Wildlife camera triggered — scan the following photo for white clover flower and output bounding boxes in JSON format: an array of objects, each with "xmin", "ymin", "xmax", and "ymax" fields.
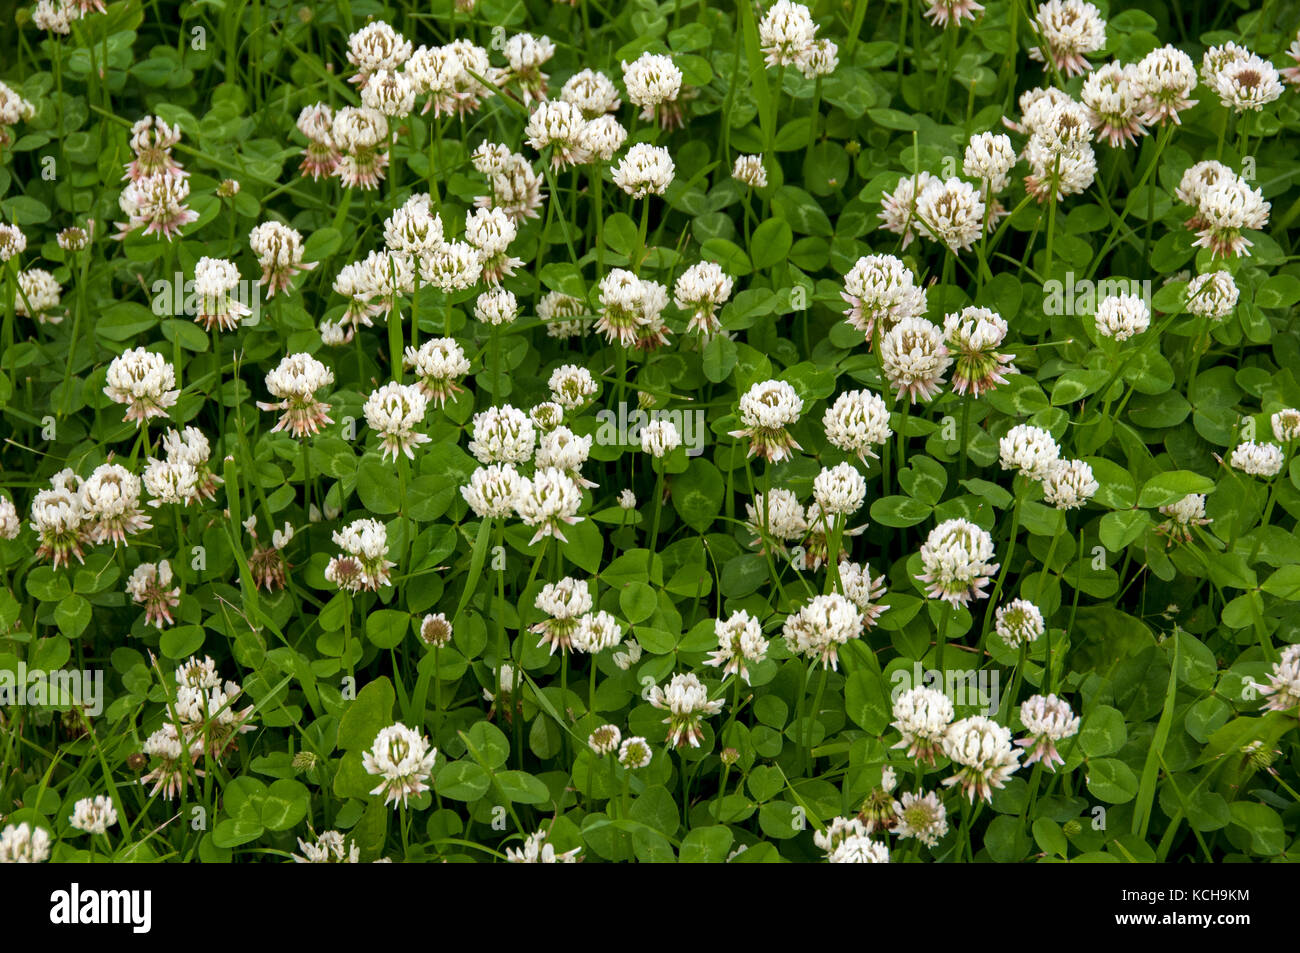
[
  {"xmin": 732, "ymin": 154, "xmax": 768, "ymax": 188},
  {"xmin": 648, "ymin": 672, "xmax": 724, "ymax": 748},
  {"xmin": 0, "ymin": 822, "xmax": 51, "ymax": 863},
  {"xmin": 328, "ymin": 518, "xmax": 395, "ymax": 592},
  {"xmin": 1205, "ymin": 46, "xmax": 1284, "ymax": 112},
  {"xmin": 837, "ymin": 561, "xmax": 890, "ymax": 627},
  {"xmin": 561, "ymin": 68, "xmax": 621, "ymax": 117},
  {"xmin": 1136, "ymin": 45, "xmax": 1198, "ymax": 124},
  {"xmin": 783, "ymin": 593, "xmax": 864, "ymax": 671},
  {"xmin": 841, "ymin": 254, "xmax": 928, "ymax": 342},
  {"xmin": 461, "ymin": 464, "xmax": 523, "ymax": 519},
  {"xmin": 548, "ymin": 364, "xmax": 599, "ymax": 410},
  {"xmin": 705, "ymin": 610, "xmax": 769, "ymax": 683},
  {"xmin": 1230, "ymin": 441, "xmax": 1285, "ymax": 477},
  {"xmin": 258, "ymin": 353, "xmax": 334, "ymax": 438},
  {"xmin": 525, "ymin": 100, "xmax": 590, "ymax": 168},
  {"xmin": 595, "ymin": 268, "xmax": 666, "ymax": 348},
  {"xmin": 578, "ymin": 115, "xmax": 627, "ymax": 164},
  {"xmin": 999, "ymin": 423, "xmax": 1061, "ymax": 480},
  {"xmin": 814, "ymin": 815, "xmax": 867, "ymax": 856},
  {"xmin": 402, "ymin": 610, "xmax": 448, "ymax": 651},
  {"xmin": 798, "ymin": 39, "xmax": 838, "ymax": 79},
  {"xmin": 330, "ymin": 106, "xmax": 390, "ymax": 189},
  {"xmin": 915, "ymin": 177, "xmax": 985, "ymax": 252},
  {"xmin": 14, "ymin": 268, "xmax": 63, "ymax": 323},
  {"xmin": 295, "ymin": 831, "xmax": 360, "ymax": 863},
  {"xmin": 759, "ymin": 0, "xmax": 818, "ymax": 67},
  {"xmin": 1023, "ymin": 141, "xmax": 1096, "ymax": 205},
  {"xmin": 500, "ymin": 32, "xmax": 555, "ymax": 103},
  {"xmin": 674, "ymin": 261, "xmax": 734, "ymax": 338},
  {"xmin": 995, "ymin": 598, "xmax": 1045, "ymax": 648},
  {"xmin": 1029, "ymin": 0, "xmax": 1106, "ymax": 77},
  {"xmin": 472, "ymin": 287, "xmax": 518, "ymax": 327},
  {"xmin": 894, "ymin": 790, "xmax": 949, "ymax": 847},
  {"xmin": 530, "ymin": 401, "xmax": 565, "ymax": 432},
  {"xmin": 57, "ymin": 222, "xmax": 92, "ymax": 252},
  {"xmin": 813, "ymin": 463, "xmax": 867, "ymax": 517},
  {"xmin": 879, "ymin": 171, "xmax": 938, "ymax": 247},
  {"xmin": 362, "ymin": 722, "xmax": 436, "ymax": 808},
  {"xmin": 1192, "ymin": 176, "xmax": 1270, "ymax": 259},
  {"xmin": 69, "ymin": 795, "xmax": 118, "ymax": 836},
  {"xmin": 612, "ymin": 143, "xmax": 675, "ymax": 198},
  {"xmin": 104, "ymin": 347, "xmax": 179, "ymax": 427},
  {"xmin": 113, "ymin": 171, "xmax": 199, "ymax": 240},
  {"xmin": 296, "ymin": 102, "xmax": 340, "ymax": 179},
  {"xmin": 142, "ymin": 458, "xmax": 199, "ymax": 508},
  {"xmin": 364, "ymin": 382, "xmax": 430, "ymax": 461},
  {"xmin": 421, "ymin": 240, "xmax": 482, "ymax": 292},
  {"xmin": 360, "ymin": 68, "xmax": 416, "ymax": 117},
  {"xmin": 588, "ymin": 724, "xmax": 622, "ymax": 756},
  {"xmin": 1271, "ymin": 409, "xmax": 1300, "ymax": 443},
  {"xmin": 1094, "ymin": 292, "xmax": 1151, "ymax": 341},
  {"xmin": 917, "ymin": 518, "xmax": 999, "ymax": 607},
  {"xmin": 892, "ymin": 686, "xmax": 954, "ymax": 765},
  {"xmin": 621, "ymin": 52, "xmax": 683, "ymax": 127},
  {"xmin": 531, "ymin": 576, "xmax": 593, "ymax": 654},
  {"xmin": 618, "ymin": 736, "xmax": 653, "ymax": 769},
  {"xmin": 963, "ymin": 132, "xmax": 1017, "ymax": 192},
  {"xmin": 880, "ymin": 317, "xmax": 952, "ymax": 404},
  {"xmin": 537, "ymin": 290, "xmax": 586, "ymax": 338},
  {"xmin": 828, "ymin": 835, "xmax": 889, "ymax": 863},
  {"xmin": 1017, "ymin": 694, "xmax": 1081, "ymax": 769},
  {"xmin": 404, "ymin": 337, "xmax": 470, "ymax": 407},
  {"xmin": 942, "ymin": 715, "xmax": 1023, "ymax": 803},
  {"xmin": 745, "ymin": 488, "xmax": 808, "ymax": 545},
  {"xmin": 1082, "ymin": 61, "xmax": 1148, "ymax": 148},
  {"xmin": 1252, "ymin": 644, "xmax": 1300, "ymax": 714},
  {"xmin": 249, "ymin": 221, "xmax": 314, "ymax": 297},
  {"xmin": 823, "ymin": 389, "xmax": 892, "ymax": 462},
  {"xmin": 572, "ymin": 609, "xmax": 623, "ymax": 654},
  {"xmin": 0, "ymin": 222, "xmax": 26, "ymax": 261},
  {"xmin": 0, "ymin": 493, "xmax": 19, "ymax": 540},
  {"xmin": 346, "ymin": 20, "xmax": 412, "ymax": 83},
  {"xmin": 535, "ymin": 426, "xmax": 595, "ymax": 488},
  {"xmin": 514, "ymin": 467, "xmax": 584, "ymax": 544},
  {"xmin": 640, "ymin": 419, "xmax": 682, "ymax": 459},
  {"xmin": 944, "ymin": 306, "xmax": 1016, "ymax": 397},
  {"xmin": 1186, "ymin": 270, "xmax": 1239, "ymax": 320},
  {"xmin": 81, "ymin": 463, "xmax": 150, "ymax": 546},
  {"xmin": 1042, "ymin": 458, "xmax": 1099, "ymax": 510},
  {"xmin": 505, "ymin": 830, "xmax": 581, "ymax": 863},
  {"xmin": 191, "ymin": 257, "xmax": 250, "ymax": 333},
  {"xmin": 469, "ymin": 404, "xmax": 536, "ymax": 464},
  {"xmin": 1157, "ymin": 493, "xmax": 1211, "ymax": 544},
  {"xmin": 729, "ymin": 379, "xmax": 804, "ymax": 463}
]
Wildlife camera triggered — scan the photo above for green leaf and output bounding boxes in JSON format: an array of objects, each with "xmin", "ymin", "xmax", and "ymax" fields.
[
  {"xmin": 672, "ymin": 458, "xmax": 724, "ymax": 532},
  {"xmin": 337, "ymin": 677, "xmax": 395, "ymax": 751},
  {"xmin": 1086, "ymin": 758, "xmax": 1139, "ymax": 803},
  {"xmin": 365, "ymin": 609, "xmax": 410, "ymax": 649}
]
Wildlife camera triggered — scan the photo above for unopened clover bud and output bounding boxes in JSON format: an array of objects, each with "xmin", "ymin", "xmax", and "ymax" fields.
[
  {"xmin": 720, "ymin": 747, "xmax": 740, "ymax": 766},
  {"xmin": 293, "ymin": 751, "xmax": 320, "ymax": 771},
  {"xmin": 1062, "ymin": 819, "xmax": 1083, "ymax": 836}
]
